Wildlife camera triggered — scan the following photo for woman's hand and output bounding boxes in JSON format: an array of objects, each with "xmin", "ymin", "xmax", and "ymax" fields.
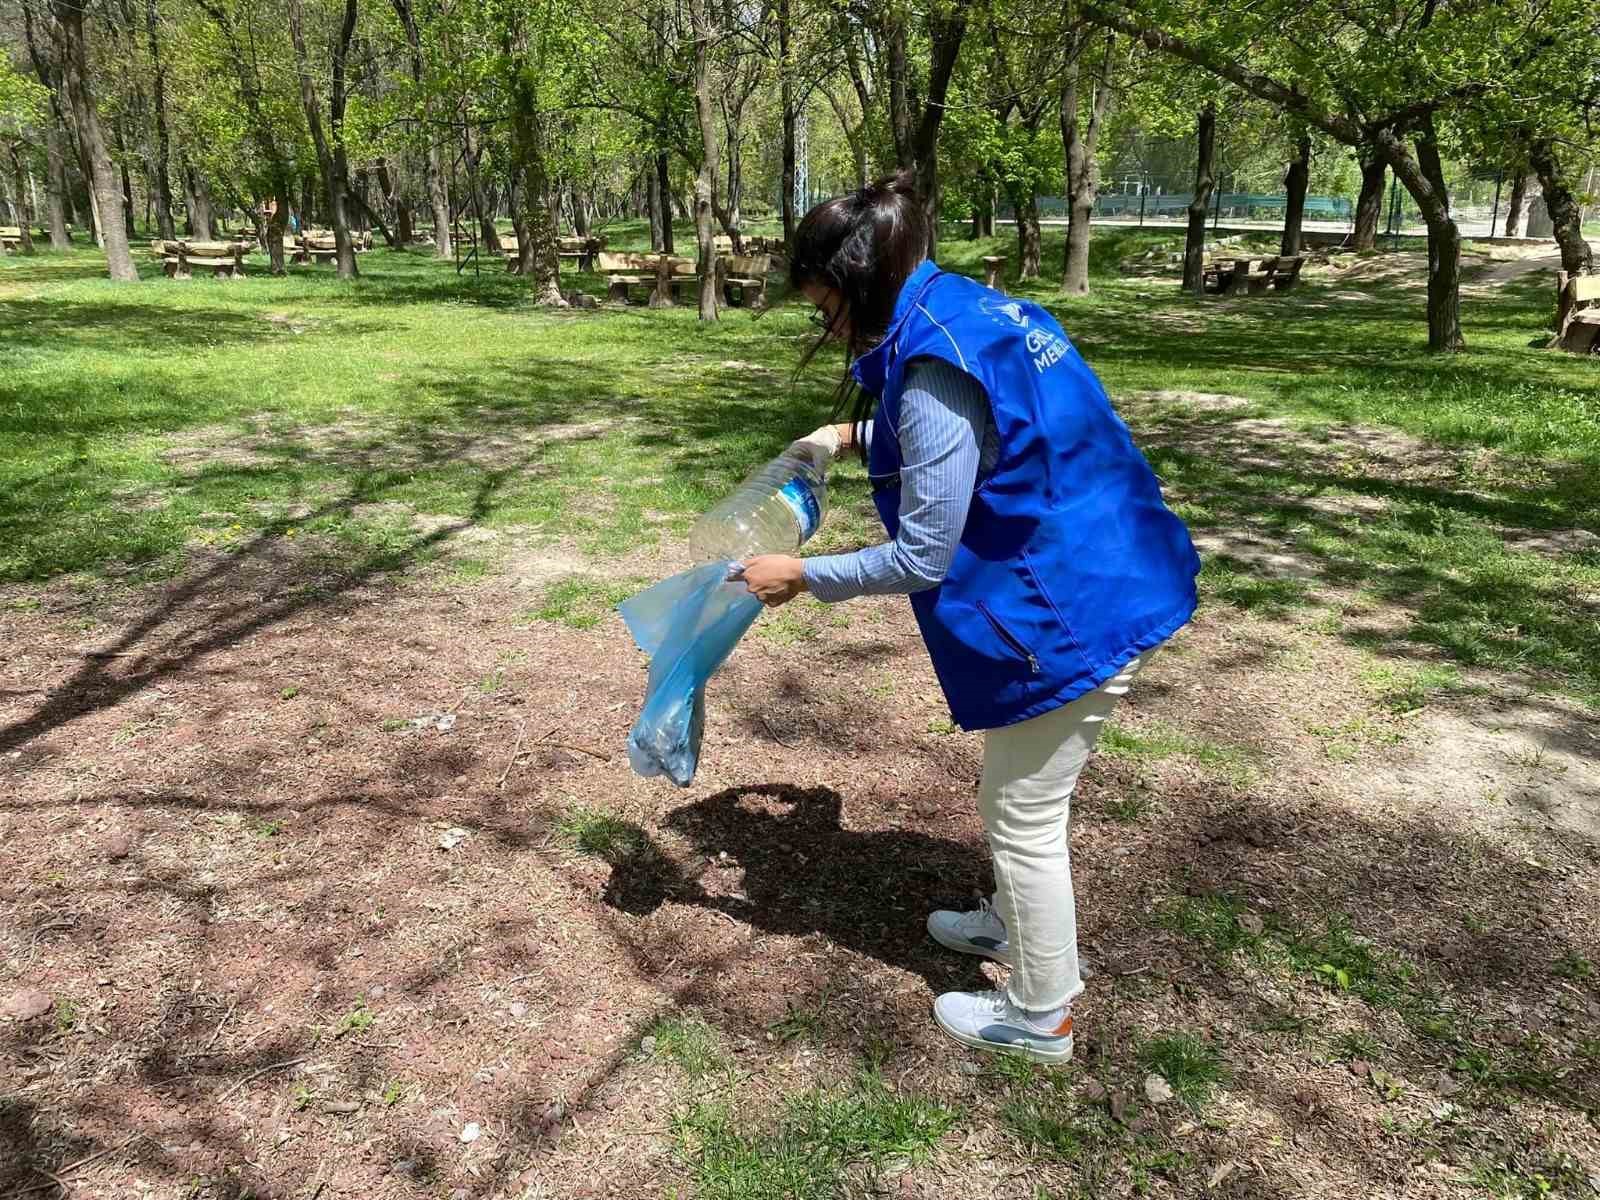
[
  {"xmin": 737, "ymin": 555, "xmax": 807, "ymax": 607},
  {"xmin": 789, "ymin": 423, "xmax": 843, "ymax": 466}
]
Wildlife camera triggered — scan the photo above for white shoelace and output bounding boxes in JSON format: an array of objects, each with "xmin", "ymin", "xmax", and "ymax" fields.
[
  {"xmin": 971, "ymin": 988, "xmax": 1067, "ymax": 1032},
  {"xmin": 956, "ymin": 898, "xmax": 1005, "ymax": 938}
]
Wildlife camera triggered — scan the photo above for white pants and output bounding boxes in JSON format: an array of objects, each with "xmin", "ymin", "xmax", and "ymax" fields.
[{"xmin": 978, "ymin": 656, "xmax": 1144, "ymax": 1011}]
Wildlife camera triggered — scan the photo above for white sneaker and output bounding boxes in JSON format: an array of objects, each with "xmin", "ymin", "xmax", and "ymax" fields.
[
  {"xmin": 926, "ymin": 898, "xmax": 1013, "ymax": 966},
  {"xmin": 933, "ymin": 989, "xmax": 1074, "ymax": 1064}
]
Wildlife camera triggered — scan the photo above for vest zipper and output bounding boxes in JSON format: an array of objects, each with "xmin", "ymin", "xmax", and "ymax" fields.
[{"xmin": 977, "ymin": 602, "xmax": 1041, "ymax": 674}]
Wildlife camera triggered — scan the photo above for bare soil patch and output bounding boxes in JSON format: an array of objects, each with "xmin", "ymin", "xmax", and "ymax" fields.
[{"xmin": 3, "ymin": 421, "xmax": 1598, "ymax": 1197}]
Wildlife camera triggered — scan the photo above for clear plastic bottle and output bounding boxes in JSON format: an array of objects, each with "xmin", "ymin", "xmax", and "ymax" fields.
[{"xmin": 688, "ymin": 446, "xmax": 831, "ymax": 563}]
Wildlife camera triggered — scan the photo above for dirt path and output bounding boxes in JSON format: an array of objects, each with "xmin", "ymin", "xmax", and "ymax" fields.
[{"xmin": 2, "ymin": 402, "xmax": 1597, "ymax": 1199}]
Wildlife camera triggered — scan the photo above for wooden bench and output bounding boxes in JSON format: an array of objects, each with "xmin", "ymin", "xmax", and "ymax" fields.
[
  {"xmin": 981, "ymin": 255, "xmax": 1007, "ymax": 289},
  {"xmin": 596, "ymin": 251, "xmax": 693, "ymax": 304},
  {"xmin": 558, "ymin": 235, "xmax": 606, "ymax": 271},
  {"xmin": 7, "ymin": 224, "xmax": 70, "ymax": 248},
  {"xmin": 153, "ymin": 239, "xmax": 248, "ymax": 279},
  {"xmin": 1262, "ymin": 254, "xmax": 1306, "ymax": 293},
  {"xmin": 721, "ymin": 253, "xmax": 772, "ymax": 308},
  {"xmin": 1552, "ymin": 271, "xmax": 1600, "ymax": 355}
]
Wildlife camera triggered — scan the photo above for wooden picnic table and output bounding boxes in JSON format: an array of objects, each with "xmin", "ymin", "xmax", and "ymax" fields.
[
  {"xmin": 1552, "ymin": 270, "xmax": 1600, "ymax": 354},
  {"xmin": 150, "ymin": 238, "xmax": 250, "ymax": 279},
  {"xmin": 1202, "ymin": 254, "xmax": 1305, "ymax": 296}
]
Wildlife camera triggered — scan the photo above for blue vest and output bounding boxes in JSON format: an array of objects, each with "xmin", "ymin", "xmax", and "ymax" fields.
[{"xmin": 854, "ymin": 260, "xmax": 1200, "ymax": 731}]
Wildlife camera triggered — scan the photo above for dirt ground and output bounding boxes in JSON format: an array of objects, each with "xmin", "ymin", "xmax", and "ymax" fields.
[{"xmin": 3, "ymin": 398, "xmax": 1598, "ymax": 1200}]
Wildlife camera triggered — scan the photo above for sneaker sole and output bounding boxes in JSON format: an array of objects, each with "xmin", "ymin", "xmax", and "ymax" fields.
[
  {"xmin": 932, "ymin": 1009, "xmax": 1074, "ymax": 1065},
  {"xmin": 926, "ymin": 920, "xmax": 1015, "ymax": 967}
]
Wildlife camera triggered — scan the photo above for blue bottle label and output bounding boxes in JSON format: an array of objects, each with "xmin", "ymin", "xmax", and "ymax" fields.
[{"xmin": 776, "ymin": 476, "xmax": 821, "ymax": 542}]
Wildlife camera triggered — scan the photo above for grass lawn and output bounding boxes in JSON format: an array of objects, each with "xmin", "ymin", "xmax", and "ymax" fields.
[{"xmin": 1, "ymin": 226, "xmax": 1597, "ymax": 1199}]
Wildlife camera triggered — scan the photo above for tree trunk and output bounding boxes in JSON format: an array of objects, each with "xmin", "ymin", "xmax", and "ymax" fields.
[
  {"xmin": 1352, "ymin": 147, "xmax": 1385, "ymax": 250},
  {"xmin": 1504, "ymin": 172, "xmax": 1533, "ymax": 238},
  {"xmin": 780, "ymin": 88, "xmax": 797, "ymax": 243},
  {"xmin": 181, "ymin": 157, "xmax": 214, "ymax": 237},
  {"xmin": 372, "ymin": 158, "xmax": 403, "ymax": 248},
  {"xmin": 42, "ymin": 121, "xmax": 72, "ymax": 247},
  {"xmin": 1183, "ymin": 102, "xmax": 1216, "ymax": 295},
  {"xmin": 1010, "ymin": 180, "xmax": 1041, "ymax": 278},
  {"xmin": 1281, "ymin": 131, "xmax": 1310, "ymax": 257},
  {"xmin": 462, "ymin": 125, "xmax": 500, "ymax": 255},
  {"xmin": 654, "ymin": 150, "xmax": 674, "ymax": 253},
  {"xmin": 504, "ymin": 31, "xmax": 563, "ymax": 304},
  {"xmin": 143, "ymin": 0, "xmax": 175, "ymax": 240},
  {"xmin": 884, "ymin": 13, "xmax": 912, "ymax": 168},
  {"xmin": 8, "ymin": 149, "xmax": 37, "ymax": 253},
  {"xmin": 52, "ymin": 0, "xmax": 137, "ymax": 278},
  {"xmin": 908, "ymin": 15, "xmax": 966, "ymax": 260},
  {"xmin": 688, "ymin": 0, "xmax": 720, "ymax": 321},
  {"xmin": 647, "ymin": 156, "xmax": 664, "ymax": 250},
  {"xmin": 349, "ymin": 172, "xmax": 395, "ymax": 246},
  {"xmin": 716, "ymin": 98, "xmax": 746, "ymax": 253},
  {"xmin": 1378, "ymin": 119, "xmax": 1462, "ymax": 352},
  {"xmin": 287, "ymin": 0, "xmax": 358, "ymax": 279},
  {"xmin": 478, "ymin": 182, "xmax": 501, "ymax": 253},
  {"xmin": 390, "ymin": 0, "xmax": 450, "ymax": 256},
  {"xmin": 117, "ymin": 152, "xmax": 135, "ymax": 236},
  {"xmin": 1061, "ymin": 31, "xmax": 1114, "ymax": 295},
  {"xmin": 392, "ymin": 158, "xmax": 415, "ymax": 246},
  {"xmin": 1529, "ymin": 138, "xmax": 1594, "ymax": 277},
  {"xmin": 19, "ymin": 0, "xmax": 70, "ymax": 248},
  {"xmin": 571, "ymin": 185, "xmax": 589, "ymax": 237}
]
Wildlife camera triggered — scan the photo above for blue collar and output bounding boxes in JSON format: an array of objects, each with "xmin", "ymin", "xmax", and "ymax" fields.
[{"xmin": 851, "ymin": 259, "xmax": 941, "ymax": 394}]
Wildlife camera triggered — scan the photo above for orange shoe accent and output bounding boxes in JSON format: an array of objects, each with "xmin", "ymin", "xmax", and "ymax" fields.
[{"xmin": 1050, "ymin": 1015, "xmax": 1073, "ymax": 1037}]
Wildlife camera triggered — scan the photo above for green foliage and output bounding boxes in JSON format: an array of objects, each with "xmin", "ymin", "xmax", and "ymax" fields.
[
  {"xmin": 672, "ymin": 1073, "xmax": 957, "ymax": 1199},
  {"xmin": 556, "ymin": 806, "xmax": 649, "ymax": 863},
  {"xmin": 1137, "ymin": 1032, "xmax": 1226, "ymax": 1107},
  {"xmin": 645, "ymin": 1014, "xmax": 729, "ymax": 1078}
]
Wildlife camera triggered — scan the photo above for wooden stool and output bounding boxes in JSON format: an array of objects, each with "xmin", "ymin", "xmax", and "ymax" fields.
[{"xmin": 981, "ymin": 255, "xmax": 1007, "ymax": 289}]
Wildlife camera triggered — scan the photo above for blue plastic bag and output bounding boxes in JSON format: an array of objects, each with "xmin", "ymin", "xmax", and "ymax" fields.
[{"xmin": 620, "ymin": 561, "xmax": 762, "ymax": 787}]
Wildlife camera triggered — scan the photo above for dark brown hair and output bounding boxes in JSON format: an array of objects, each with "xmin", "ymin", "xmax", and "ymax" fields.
[{"xmin": 788, "ymin": 170, "xmax": 927, "ymax": 453}]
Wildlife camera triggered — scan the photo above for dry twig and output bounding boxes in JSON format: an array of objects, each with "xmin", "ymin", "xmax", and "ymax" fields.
[{"xmin": 215, "ymin": 1057, "xmax": 309, "ymax": 1103}]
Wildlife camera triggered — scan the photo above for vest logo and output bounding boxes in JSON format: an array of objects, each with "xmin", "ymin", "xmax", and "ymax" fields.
[
  {"xmin": 998, "ymin": 301, "xmax": 1029, "ymax": 327},
  {"xmin": 1025, "ymin": 327, "xmax": 1072, "ymax": 373},
  {"xmin": 981, "ymin": 297, "xmax": 1030, "ymax": 328}
]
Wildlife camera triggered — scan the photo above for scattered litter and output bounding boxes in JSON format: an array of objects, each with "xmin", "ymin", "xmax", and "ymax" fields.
[
  {"xmin": 438, "ymin": 827, "xmax": 470, "ymax": 851},
  {"xmin": 1207, "ymin": 1161, "xmax": 1238, "ymax": 1190},
  {"xmin": 1143, "ymin": 1073, "xmax": 1176, "ymax": 1105},
  {"xmin": 458, "ymin": 1122, "xmax": 481, "ymax": 1143},
  {"xmin": 411, "ymin": 712, "xmax": 457, "ymax": 733},
  {"xmin": 2, "ymin": 988, "xmax": 52, "ymax": 1020}
]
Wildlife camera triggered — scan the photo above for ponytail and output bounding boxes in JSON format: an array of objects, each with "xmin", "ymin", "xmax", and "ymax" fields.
[{"xmin": 789, "ymin": 170, "xmax": 928, "ymax": 456}]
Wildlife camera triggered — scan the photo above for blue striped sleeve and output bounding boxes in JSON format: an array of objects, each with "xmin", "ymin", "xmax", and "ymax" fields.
[{"xmin": 803, "ymin": 359, "xmax": 990, "ymax": 602}]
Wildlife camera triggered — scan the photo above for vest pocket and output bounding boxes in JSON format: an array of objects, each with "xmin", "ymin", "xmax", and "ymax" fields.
[{"xmin": 977, "ymin": 601, "xmax": 1041, "ymax": 675}]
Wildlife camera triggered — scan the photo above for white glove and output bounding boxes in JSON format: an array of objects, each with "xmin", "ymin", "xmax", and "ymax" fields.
[{"xmin": 789, "ymin": 424, "xmax": 841, "ymax": 467}]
